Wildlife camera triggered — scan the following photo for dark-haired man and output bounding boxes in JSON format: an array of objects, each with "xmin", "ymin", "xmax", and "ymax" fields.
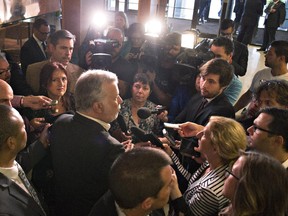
[
  {"xmin": 20, "ymin": 18, "xmax": 50, "ymax": 75},
  {"xmin": 210, "ymin": 37, "xmax": 242, "ymax": 105},
  {"xmin": 26, "ymin": 29, "xmax": 84, "ymax": 94},
  {"xmin": 220, "ymin": 19, "xmax": 248, "ymax": 77},
  {"xmin": 247, "ymin": 107, "xmax": 288, "ymax": 169},
  {"xmin": 89, "ymin": 147, "xmax": 175, "ymax": 216},
  {"xmin": 234, "ymin": 40, "xmax": 288, "ymax": 113},
  {"xmin": 0, "ymin": 105, "xmax": 48, "ymax": 215},
  {"xmin": 174, "ymin": 58, "xmax": 235, "ymax": 126}
]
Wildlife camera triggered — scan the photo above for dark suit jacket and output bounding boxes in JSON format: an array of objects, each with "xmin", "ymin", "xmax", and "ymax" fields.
[
  {"xmin": 264, "ymin": 1, "xmax": 286, "ymax": 27},
  {"xmin": 241, "ymin": 0, "xmax": 263, "ymax": 26},
  {"xmin": 26, "ymin": 60, "xmax": 84, "ymax": 94},
  {"xmin": 50, "ymin": 113, "xmax": 125, "ymax": 216},
  {"xmin": 20, "ymin": 37, "xmax": 47, "ymax": 75},
  {"xmin": 174, "ymin": 92, "xmax": 235, "ymax": 126},
  {"xmin": 232, "ymin": 40, "xmax": 248, "ymax": 77},
  {"xmin": 89, "ymin": 190, "xmax": 165, "ymax": 216},
  {"xmin": 0, "ymin": 173, "xmax": 46, "ymax": 216}
]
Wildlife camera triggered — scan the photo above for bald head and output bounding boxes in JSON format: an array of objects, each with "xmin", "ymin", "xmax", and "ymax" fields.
[
  {"xmin": 106, "ymin": 28, "xmax": 124, "ymax": 59},
  {"xmin": 0, "ymin": 80, "xmax": 13, "ymax": 107}
]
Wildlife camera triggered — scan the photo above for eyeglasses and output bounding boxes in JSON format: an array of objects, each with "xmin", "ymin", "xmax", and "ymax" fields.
[
  {"xmin": 38, "ymin": 30, "xmax": 50, "ymax": 35},
  {"xmin": 225, "ymin": 168, "xmax": 239, "ymax": 180},
  {"xmin": 0, "ymin": 66, "xmax": 11, "ymax": 75},
  {"xmin": 252, "ymin": 124, "xmax": 278, "ymax": 135}
]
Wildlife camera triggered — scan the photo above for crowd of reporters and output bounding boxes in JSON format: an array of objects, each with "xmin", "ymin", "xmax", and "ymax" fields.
[{"xmin": 0, "ymin": 11, "xmax": 288, "ymax": 216}]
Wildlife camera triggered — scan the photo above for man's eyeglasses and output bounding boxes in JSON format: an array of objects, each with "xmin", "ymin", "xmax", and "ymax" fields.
[
  {"xmin": 252, "ymin": 124, "xmax": 278, "ymax": 135},
  {"xmin": 225, "ymin": 168, "xmax": 239, "ymax": 180},
  {"xmin": 38, "ymin": 30, "xmax": 50, "ymax": 35},
  {"xmin": 0, "ymin": 66, "xmax": 11, "ymax": 75}
]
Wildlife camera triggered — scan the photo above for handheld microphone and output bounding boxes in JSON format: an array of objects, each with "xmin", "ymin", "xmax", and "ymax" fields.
[
  {"xmin": 137, "ymin": 105, "xmax": 166, "ymax": 119},
  {"xmin": 130, "ymin": 126, "xmax": 164, "ymax": 149},
  {"xmin": 117, "ymin": 114, "xmax": 128, "ymax": 134}
]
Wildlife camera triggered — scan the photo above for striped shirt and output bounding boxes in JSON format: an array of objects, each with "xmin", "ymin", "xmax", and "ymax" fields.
[{"xmin": 171, "ymin": 153, "xmax": 229, "ymax": 215}]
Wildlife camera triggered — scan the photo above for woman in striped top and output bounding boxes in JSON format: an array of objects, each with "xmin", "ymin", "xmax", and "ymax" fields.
[{"xmin": 166, "ymin": 116, "xmax": 247, "ymax": 215}]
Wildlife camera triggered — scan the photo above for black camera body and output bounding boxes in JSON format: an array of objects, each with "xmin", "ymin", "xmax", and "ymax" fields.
[
  {"xmin": 89, "ymin": 39, "xmax": 120, "ymax": 54},
  {"xmin": 88, "ymin": 39, "xmax": 120, "ymax": 69},
  {"xmin": 177, "ymin": 38, "xmax": 214, "ymax": 68}
]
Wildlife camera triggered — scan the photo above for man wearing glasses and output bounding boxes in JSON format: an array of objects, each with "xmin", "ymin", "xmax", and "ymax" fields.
[
  {"xmin": 20, "ymin": 18, "xmax": 50, "ymax": 75},
  {"xmin": 219, "ymin": 19, "xmax": 248, "ymax": 77},
  {"xmin": 247, "ymin": 107, "xmax": 288, "ymax": 169}
]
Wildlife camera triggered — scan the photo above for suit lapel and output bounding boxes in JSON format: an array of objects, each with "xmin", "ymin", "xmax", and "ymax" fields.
[
  {"xmin": 0, "ymin": 173, "xmax": 45, "ymax": 215},
  {"xmin": 31, "ymin": 37, "xmax": 46, "ymax": 59}
]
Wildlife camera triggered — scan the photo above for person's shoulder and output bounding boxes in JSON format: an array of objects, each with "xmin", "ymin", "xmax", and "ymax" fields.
[
  {"xmin": 67, "ymin": 62, "xmax": 85, "ymax": 72},
  {"xmin": 254, "ymin": 68, "xmax": 271, "ymax": 77},
  {"xmin": 27, "ymin": 60, "xmax": 49, "ymax": 70}
]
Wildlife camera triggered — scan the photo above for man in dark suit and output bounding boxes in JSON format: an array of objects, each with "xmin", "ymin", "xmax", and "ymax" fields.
[
  {"xmin": 50, "ymin": 70, "xmax": 125, "ymax": 216},
  {"xmin": 26, "ymin": 29, "xmax": 84, "ymax": 94},
  {"xmin": 20, "ymin": 18, "xmax": 50, "ymax": 75},
  {"xmin": 0, "ymin": 105, "xmax": 48, "ymax": 216},
  {"xmin": 237, "ymin": 0, "xmax": 264, "ymax": 45},
  {"xmin": 89, "ymin": 147, "xmax": 186, "ymax": 216},
  {"xmin": 220, "ymin": 19, "xmax": 248, "ymax": 77},
  {"xmin": 257, "ymin": 0, "xmax": 286, "ymax": 52},
  {"xmin": 174, "ymin": 58, "xmax": 235, "ymax": 126}
]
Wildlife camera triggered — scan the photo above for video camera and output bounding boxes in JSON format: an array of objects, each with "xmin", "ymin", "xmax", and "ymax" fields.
[
  {"xmin": 177, "ymin": 38, "xmax": 214, "ymax": 69},
  {"xmin": 88, "ymin": 38, "xmax": 120, "ymax": 69}
]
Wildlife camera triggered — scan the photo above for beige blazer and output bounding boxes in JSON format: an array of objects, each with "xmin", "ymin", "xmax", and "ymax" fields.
[{"xmin": 26, "ymin": 60, "xmax": 84, "ymax": 94}]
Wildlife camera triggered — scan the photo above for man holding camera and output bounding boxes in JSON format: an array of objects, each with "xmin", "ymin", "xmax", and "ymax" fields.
[
  {"xmin": 145, "ymin": 32, "xmax": 183, "ymax": 107},
  {"xmin": 26, "ymin": 29, "xmax": 84, "ymax": 94},
  {"xmin": 84, "ymin": 27, "xmax": 136, "ymax": 99}
]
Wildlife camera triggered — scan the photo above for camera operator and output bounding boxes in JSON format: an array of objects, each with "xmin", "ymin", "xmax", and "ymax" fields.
[
  {"xmin": 144, "ymin": 32, "xmax": 183, "ymax": 107},
  {"xmin": 84, "ymin": 27, "xmax": 136, "ymax": 99}
]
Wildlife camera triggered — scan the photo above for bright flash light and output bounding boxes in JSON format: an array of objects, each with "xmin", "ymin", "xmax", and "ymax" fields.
[
  {"xmin": 181, "ymin": 30, "xmax": 198, "ymax": 49},
  {"xmin": 145, "ymin": 20, "xmax": 162, "ymax": 37},
  {"xmin": 91, "ymin": 12, "xmax": 107, "ymax": 29}
]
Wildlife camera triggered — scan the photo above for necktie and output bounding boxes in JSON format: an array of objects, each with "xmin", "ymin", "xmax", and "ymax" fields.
[
  {"xmin": 195, "ymin": 98, "xmax": 208, "ymax": 115},
  {"xmin": 16, "ymin": 162, "xmax": 46, "ymax": 215},
  {"xmin": 41, "ymin": 42, "xmax": 47, "ymax": 57}
]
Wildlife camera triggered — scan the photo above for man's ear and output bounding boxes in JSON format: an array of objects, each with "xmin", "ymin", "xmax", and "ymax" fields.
[
  {"xmin": 141, "ymin": 197, "xmax": 153, "ymax": 210},
  {"xmin": 7, "ymin": 136, "xmax": 16, "ymax": 151},
  {"xmin": 92, "ymin": 102, "xmax": 103, "ymax": 114},
  {"xmin": 274, "ymin": 135, "xmax": 285, "ymax": 149}
]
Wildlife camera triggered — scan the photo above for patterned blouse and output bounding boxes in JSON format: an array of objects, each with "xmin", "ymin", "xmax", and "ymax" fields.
[
  {"xmin": 171, "ymin": 152, "xmax": 230, "ymax": 216},
  {"xmin": 110, "ymin": 98, "xmax": 162, "ymax": 140}
]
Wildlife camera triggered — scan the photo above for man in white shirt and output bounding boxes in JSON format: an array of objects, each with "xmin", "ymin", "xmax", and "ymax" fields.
[
  {"xmin": 0, "ymin": 105, "xmax": 47, "ymax": 215},
  {"xmin": 234, "ymin": 40, "xmax": 288, "ymax": 113}
]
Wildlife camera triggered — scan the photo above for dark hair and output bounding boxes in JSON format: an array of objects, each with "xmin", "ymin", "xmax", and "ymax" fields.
[
  {"xmin": 165, "ymin": 32, "xmax": 182, "ymax": 46},
  {"xmin": 50, "ymin": 29, "xmax": 75, "ymax": 46},
  {"xmin": 220, "ymin": 19, "xmax": 234, "ymax": 30},
  {"xmin": 39, "ymin": 62, "xmax": 72, "ymax": 110},
  {"xmin": 133, "ymin": 73, "xmax": 152, "ymax": 88},
  {"xmin": 127, "ymin": 22, "xmax": 145, "ymax": 39},
  {"xmin": 0, "ymin": 105, "xmax": 19, "ymax": 150},
  {"xmin": 211, "ymin": 36, "xmax": 234, "ymax": 55},
  {"xmin": 270, "ymin": 40, "xmax": 288, "ymax": 63},
  {"xmin": 109, "ymin": 147, "xmax": 172, "ymax": 209},
  {"xmin": 254, "ymin": 80, "xmax": 288, "ymax": 107},
  {"xmin": 33, "ymin": 18, "xmax": 49, "ymax": 30},
  {"xmin": 259, "ymin": 107, "xmax": 288, "ymax": 152},
  {"xmin": 199, "ymin": 58, "xmax": 233, "ymax": 88},
  {"xmin": 234, "ymin": 151, "xmax": 288, "ymax": 216}
]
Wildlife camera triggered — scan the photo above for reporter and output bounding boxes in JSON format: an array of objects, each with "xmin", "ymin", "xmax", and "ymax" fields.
[
  {"xmin": 220, "ymin": 151, "xmax": 288, "ymax": 216},
  {"xmin": 164, "ymin": 116, "xmax": 247, "ymax": 215},
  {"xmin": 110, "ymin": 73, "xmax": 167, "ymax": 142}
]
